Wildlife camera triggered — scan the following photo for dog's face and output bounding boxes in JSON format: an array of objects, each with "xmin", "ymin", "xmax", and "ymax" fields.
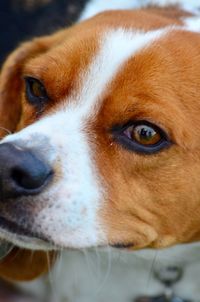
[{"xmin": 1, "ymin": 9, "xmax": 200, "ymax": 251}]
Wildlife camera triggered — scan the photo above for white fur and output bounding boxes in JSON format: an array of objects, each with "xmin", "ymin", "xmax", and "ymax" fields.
[
  {"xmin": 2, "ymin": 111, "xmax": 104, "ymax": 249},
  {"xmin": 75, "ymin": 27, "xmax": 169, "ymax": 116}
]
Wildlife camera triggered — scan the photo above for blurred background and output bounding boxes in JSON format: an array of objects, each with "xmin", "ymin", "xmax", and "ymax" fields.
[{"xmin": 0, "ymin": 0, "xmax": 86, "ymax": 66}]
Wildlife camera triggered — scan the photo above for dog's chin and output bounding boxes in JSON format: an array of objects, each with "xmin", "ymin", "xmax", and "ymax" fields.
[
  {"xmin": 0, "ymin": 217, "xmax": 104, "ymax": 252},
  {"xmin": 0, "ymin": 228, "xmax": 104, "ymax": 252},
  {"xmin": 0, "ymin": 217, "xmax": 55, "ymax": 251},
  {"xmin": 0, "ymin": 229, "xmax": 55, "ymax": 251}
]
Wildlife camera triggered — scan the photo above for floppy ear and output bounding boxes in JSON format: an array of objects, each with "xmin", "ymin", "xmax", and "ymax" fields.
[
  {"xmin": 0, "ymin": 29, "xmax": 67, "ymax": 137},
  {"xmin": 0, "ymin": 40, "xmax": 43, "ymax": 136},
  {"xmin": 0, "ymin": 31, "xmax": 68, "ymax": 280}
]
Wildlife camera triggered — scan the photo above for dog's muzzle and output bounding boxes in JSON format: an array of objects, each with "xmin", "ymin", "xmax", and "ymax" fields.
[{"xmin": 0, "ymin": 143, "xmax": 53, "ymax": 199}]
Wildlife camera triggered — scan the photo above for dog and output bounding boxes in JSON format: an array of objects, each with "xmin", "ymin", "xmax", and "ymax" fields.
[{"xmin": 1, "ymin": 0, "xmax": 200, "ymax": 301}]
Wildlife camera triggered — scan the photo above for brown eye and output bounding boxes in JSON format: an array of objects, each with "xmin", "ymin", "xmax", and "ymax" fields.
[
  {"xmin": 112, "ymin": 121, "xmax": 171, "ymax": 154},
  {"xmin": 30, "ymin": 80, "xmax": 45, "ymax": 98},
  {"xmin": 125, "ymin": 124, "xmax": 161, "ymax": 146},
  {"xmin": 24, "ymin": 77, "xmax": 49, "ymax": 107}
]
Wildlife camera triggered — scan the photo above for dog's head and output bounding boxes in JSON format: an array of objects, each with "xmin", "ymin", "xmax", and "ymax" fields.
[{"xmin": 1, "ymin": 8, "xmax": 200, "ymax": 252}]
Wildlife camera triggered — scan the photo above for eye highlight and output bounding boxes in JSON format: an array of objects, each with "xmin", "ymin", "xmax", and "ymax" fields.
[
  {"xmin": 24, "ymin": 77, "xmax": 49, "ymax": 107},
  {"xmin": 112, "ymin": 121, "xmax": 171, "ymax": 154}
]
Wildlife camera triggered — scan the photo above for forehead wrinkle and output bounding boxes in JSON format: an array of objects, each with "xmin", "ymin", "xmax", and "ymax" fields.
[{"xmin": 61, "ymin": 27, "xmax": 173, "ymax": 122}]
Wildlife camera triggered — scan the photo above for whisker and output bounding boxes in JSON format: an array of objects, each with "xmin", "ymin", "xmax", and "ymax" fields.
[
  {"xmin": 45, "ymin": 250, "xmax": 59, "ymax": 302},
  {"xmin": 94, "ymin": 246, "xmax": 101, "ymax": 279},
  {"xmin": 54, "ymin": 249, "xmax": 63, "ymax": 279},
  {"xmin": 30, "ymin": 250, "xmax": 35, "ymax": 263},
  {"xmin": 83, "ymin": 248, "xmax": 96, "ymax": 277},
  {"xmin": 95, "ymin": 244, "xmax": 112, "ymax": 295},
  {"xmin": 146, "ymin": 250, "xmax": 158, "ymax": 289}
]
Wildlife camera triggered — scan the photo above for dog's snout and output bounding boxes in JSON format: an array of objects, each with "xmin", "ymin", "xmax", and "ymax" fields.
[{"xmin": 0, "ymin": 143, "xmax": 53, "ymax": 198}]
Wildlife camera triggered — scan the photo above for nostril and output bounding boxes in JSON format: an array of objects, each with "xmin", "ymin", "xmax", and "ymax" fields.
[
  {"xmin": 11, "ymin": 166, "xmax": 52, "ymax": 190},
  {"xmin": 11, "ymin": 168, "xmax": 26, "ymax": 188},
  {"xmin": 0, "ymin": 143, "xmax": 53, "ymax": 199}
]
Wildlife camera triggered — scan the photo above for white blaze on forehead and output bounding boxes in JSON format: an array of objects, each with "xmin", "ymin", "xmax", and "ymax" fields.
[
  {"xmin": 1, "ymin": 28, "xmax": 169, "ymax": 249},
  {"xmin": 70, "ymin": 28, "xmax": 169, "ymax": 118}
]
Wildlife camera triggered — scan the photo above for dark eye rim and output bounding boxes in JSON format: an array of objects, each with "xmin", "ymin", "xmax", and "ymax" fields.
[
  {"xmin": 24, "ymin": 76, "xmax": 50, "ymax": 107},
  {"xmin": 111, "ymin": 120, "xmax": 172, "ymax": 154}
]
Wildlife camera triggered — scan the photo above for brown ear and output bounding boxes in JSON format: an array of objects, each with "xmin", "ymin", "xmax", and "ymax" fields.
[
  {"xmin": 0, "ymin": 40, "xmax": 42, "ymax": 137},
  {"xmin": 0, "ymin": 29, "xmax": 67, "ymax": 137},
  {"xmin": 0, "ymin": 248, "xmax": 56, "ymax": 282}
]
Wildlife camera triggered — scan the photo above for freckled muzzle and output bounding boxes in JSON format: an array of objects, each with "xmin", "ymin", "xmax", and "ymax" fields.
[
  {"xmin": 0, "ymin": 113, "xmax": 104, "ymax": 249},
  {"xmin": 0, "ymin": 143, "xmax": 53, "ymax": 199}
]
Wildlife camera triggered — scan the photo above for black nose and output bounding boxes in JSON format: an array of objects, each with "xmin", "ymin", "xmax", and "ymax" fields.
[{"xmin": 0, "ymin": 143, "xmax": 53, "ymax": 199}]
